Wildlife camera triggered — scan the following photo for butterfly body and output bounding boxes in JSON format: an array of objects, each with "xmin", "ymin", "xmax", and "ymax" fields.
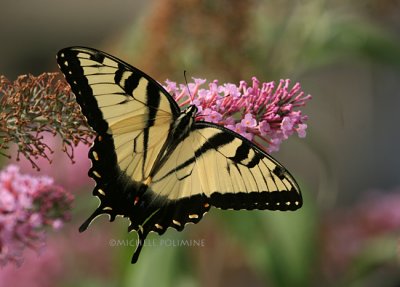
[
  {"xmin": 157, "ymin": 105, "xmax": 198, "ymax": 166},
  {"xmin": 57, "ymin": 47, "xmax": 302, "ymax": 263}
]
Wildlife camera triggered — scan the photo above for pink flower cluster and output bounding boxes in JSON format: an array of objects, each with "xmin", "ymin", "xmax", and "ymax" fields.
[
  {"xmin": 0, "ymin": 165, "xmax": 73, "ymax": 266},
  {"xmin": 163, "ymin": 77, "xmax": 311, "ymax": 153}
]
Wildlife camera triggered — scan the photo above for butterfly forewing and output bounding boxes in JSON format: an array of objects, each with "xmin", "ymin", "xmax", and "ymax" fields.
[
  {"xmin": 57, "ymin": 47, "xmax": 179, "ymax": 182},
  {"xmin": 57, "ymin": 47, "xmax": 180, "ymax": 129}
]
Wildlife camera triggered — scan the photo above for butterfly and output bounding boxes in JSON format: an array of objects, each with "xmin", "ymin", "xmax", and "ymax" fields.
[{"xmin": 56, "ymin": 47, "xmax": 302, "ymax": 263}]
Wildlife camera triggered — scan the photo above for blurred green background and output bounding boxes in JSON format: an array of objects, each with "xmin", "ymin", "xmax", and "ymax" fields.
[{"xmin": 1, "ymin": 0, "xmax": 400, "ymax": 286}]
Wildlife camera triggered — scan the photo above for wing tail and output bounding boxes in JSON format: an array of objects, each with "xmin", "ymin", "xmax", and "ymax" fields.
[
  {"xmin": 79, "ymin": 207, "xmax": 104, "ymax": 232},
  {"xmin": 131, "ymin": 226, "xmax": 148, "ymax": 264}
]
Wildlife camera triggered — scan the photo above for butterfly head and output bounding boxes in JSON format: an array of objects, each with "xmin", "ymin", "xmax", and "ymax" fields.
[
  {"xmin": 183, "ymin": 105, "xmax": 198, "ymax": 117},
  {"xmin": 172, "ymin": 105, "xmax": 198, "ymax": 134}
]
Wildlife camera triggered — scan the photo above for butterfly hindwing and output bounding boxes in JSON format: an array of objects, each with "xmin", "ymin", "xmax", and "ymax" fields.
[{"xmin": 57, "ymin": 46, "xmax": 302, "ymax": 264}]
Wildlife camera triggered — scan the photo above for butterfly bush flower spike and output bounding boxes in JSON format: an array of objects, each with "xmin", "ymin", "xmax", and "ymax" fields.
[
  {"xmin": 164, "ymin": 77, "xmax": 311, "ymax": 152},
  {"xmin": 0, "ymin": 73, "xmax": 95, "ymax": 170},
  {"xmin": 0, "ymin": 165, "xmax": 73, "ymax": 266}
]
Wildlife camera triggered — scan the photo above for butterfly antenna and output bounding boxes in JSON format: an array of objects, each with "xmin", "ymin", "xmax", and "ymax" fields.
[{"xmin": 184, "ymin": 70, "xmax": 194, "ymax": 102}]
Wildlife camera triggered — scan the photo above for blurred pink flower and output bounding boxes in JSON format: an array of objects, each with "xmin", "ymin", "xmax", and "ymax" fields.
[
  {"xmin": 0, "ymin": 229, "xmax": 115, "ymax": 286},
  {"xmin": 0, "ymin": 165, "xmax": 73, "ymax": 266},
  {"xmin": 0, "ymin": 246, "xmax": 63, "ymax": 287},
  {"xmin": 11, "ymin": 133, "xmax": 91, "ymax": 191},
  {"xmin": 164, "ymin": 77, "xmax": 311, "ymax": 152}
]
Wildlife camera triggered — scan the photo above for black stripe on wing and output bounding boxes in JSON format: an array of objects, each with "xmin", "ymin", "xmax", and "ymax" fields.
[
  {"xmin": 57, "ymin": 49, "xmax": 107, "ymax": 133},
  {"xmin": 209, "ymin": 191, "xmax": 301, "ymax": 211}
]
